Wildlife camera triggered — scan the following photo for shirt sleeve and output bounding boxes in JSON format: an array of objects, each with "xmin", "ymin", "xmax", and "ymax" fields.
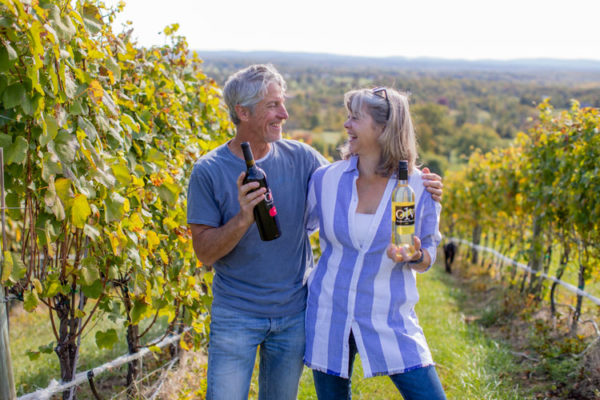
[
  {"xmin": 305, "ymin": 173, "xmax": 319, "ymax": 235},
  {"xmin": 187, "ymin": 163, "xmax": 222, "ymax": 227},
  {"xmin": 418, "ymin": 193, "xmax": 442, "ymax": 272}
]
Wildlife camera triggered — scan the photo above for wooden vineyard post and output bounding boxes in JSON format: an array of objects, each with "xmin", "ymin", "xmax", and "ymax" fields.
[{"xmin": 0, "ymin": 148, "xmax": 16, "ymax": 399}]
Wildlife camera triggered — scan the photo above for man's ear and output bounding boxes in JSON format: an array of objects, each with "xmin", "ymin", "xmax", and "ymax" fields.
[{"xmin": 235, "ymin": 104, "xmax": 250, "ymax": 122}]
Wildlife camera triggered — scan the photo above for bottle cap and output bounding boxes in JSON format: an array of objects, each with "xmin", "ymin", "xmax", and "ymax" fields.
[{"xmin": 398, "ymin": 160, "xmax": 408, "ymax": 180}]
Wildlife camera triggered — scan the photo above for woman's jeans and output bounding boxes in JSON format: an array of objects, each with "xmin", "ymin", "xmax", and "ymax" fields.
[
  {"xmin": 206, "ymin": 304, "xmax": 305, "ymax": 400},
  {"xmin": 312, "ymin": 332, "xmax": 447, "ymax": 400}
]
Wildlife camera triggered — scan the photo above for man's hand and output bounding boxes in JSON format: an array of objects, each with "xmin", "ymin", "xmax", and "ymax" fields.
[
  {"xmin": 236, "ymin": 171, "xmax": 266, "ymax": 226},
  {"xmin": 422, "ymin": 167, "xmax": 443, "ymax": 202},
  {"xmin": 190, "ymin": 172, "xmax": 267, "ymax": 266}
]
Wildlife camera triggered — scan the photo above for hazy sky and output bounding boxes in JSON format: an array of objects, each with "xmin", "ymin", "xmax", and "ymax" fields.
[{"xmin": 107, "ymin": 0, "xmax": 600, "ymax": 61}]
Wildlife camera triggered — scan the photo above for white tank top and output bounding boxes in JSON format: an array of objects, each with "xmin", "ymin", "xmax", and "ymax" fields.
[{"xmin": 355, "ymin": 212, "xmax": 375, "ymax": 247}]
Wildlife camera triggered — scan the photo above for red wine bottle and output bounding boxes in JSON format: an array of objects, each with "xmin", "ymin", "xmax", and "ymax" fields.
[{"xmin": 241, "ymin": 142, "xmax": 281, "ymax": 241}]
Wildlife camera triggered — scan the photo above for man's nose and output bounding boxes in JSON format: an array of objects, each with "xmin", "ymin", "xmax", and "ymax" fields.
[{"xmin": 278, "ymin": 105, "xmax": 289, "ymax": 120}]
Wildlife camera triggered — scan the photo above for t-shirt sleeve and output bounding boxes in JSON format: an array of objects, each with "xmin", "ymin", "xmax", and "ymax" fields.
[
  {"xmin": 187, "ymin": 163, "xmax": 222, "ymax": 227},
  {"xmin": 310, "ymin": 146, "xmax": 330, "ymax": 172}
]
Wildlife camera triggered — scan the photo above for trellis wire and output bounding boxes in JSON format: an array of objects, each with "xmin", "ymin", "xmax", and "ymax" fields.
[
  {"xmin": 449, "ymin": 237, "xmax": 600, "ymax": 306},
  {"xmin": 18, "ymin": 328, "xmax": 191, "ymax": 400}
]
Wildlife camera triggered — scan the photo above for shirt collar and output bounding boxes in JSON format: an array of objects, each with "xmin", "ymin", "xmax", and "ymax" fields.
[{"xmin": 343, "ymin": 155, "xmax": 359, "ymax": 174}]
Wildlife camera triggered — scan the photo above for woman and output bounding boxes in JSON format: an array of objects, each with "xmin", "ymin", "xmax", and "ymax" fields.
[{"xmin": 304, "ymin": 87, "xmax": 446, "ymax": 399}]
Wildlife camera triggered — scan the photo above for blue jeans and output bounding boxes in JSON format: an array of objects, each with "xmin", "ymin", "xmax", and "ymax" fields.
[
  {"xmin": 312, "ymin": 332, "xmax": 446, "ymax": 400},
  {"xmin": 206, "ymin": 304, "xmax": 305, "ymax": 400}
]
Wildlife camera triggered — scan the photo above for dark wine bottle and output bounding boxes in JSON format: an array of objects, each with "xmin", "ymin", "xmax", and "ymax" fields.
[{"xmin": 241, "ymin": 142, "xmax": 281, "ymax": 241}]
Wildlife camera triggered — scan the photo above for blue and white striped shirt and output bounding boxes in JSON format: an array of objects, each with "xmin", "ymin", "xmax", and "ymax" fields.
[{"xmin": 304, "ymin": 156, "xmax": 442, "ymax": 378}]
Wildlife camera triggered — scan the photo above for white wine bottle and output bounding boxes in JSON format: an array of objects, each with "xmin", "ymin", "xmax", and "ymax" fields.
[{"xmin": 391, "ymin": 160, "xmax": 416, "ymax": 256}]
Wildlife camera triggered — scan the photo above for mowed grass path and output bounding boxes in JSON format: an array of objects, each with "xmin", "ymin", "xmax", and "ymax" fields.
[{"xmin": 295, "ymin": 261, "xmax": 526, "ymax": 399}]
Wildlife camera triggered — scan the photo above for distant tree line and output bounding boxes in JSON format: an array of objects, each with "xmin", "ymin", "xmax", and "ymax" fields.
[{"xmin": 200, "ymin": 55, "xmax": 600, "ymax": 174}]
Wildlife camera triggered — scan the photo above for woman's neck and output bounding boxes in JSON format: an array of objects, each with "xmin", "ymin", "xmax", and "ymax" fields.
[{"xmin": 357, "ymin": 152, "xmax": 381, "ymax": 180}]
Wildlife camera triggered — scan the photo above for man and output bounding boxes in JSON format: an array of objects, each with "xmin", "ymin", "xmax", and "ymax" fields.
[{"xmin": 187, "ymin": 64, "xmax": 443, "ymax": 400}]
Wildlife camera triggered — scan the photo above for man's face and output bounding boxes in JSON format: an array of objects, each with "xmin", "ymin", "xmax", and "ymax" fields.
[{"xmin": 246, "ymin": 83, "xmax": 289, "ymax": 143}]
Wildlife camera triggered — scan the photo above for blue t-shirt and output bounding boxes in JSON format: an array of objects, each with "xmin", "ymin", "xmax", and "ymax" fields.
[{"xmin": 187, "ymin": 139, "xmax": 328, "ymax": 317}]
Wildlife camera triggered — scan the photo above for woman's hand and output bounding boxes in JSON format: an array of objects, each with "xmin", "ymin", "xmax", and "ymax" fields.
[{"xmin": 386, "ymin": 236, "xmax": 430, "ymax": 272}]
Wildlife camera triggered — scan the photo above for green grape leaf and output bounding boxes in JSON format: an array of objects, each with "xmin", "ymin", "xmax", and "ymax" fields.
[
  {"xmin": 105, "ymin": 56, "xmax": 121, "ymax": 81},
  {"xmin": 82, "ymin": 5, "xmax": 103, "ymax": 35},
  {"xmin": 130, "ymin": 298, "xmax": 148, "ymax": 325},
  {"xmin": 43, "ymin": 280, "xmax": 62, "ymax": 298},
  {"xmin": 95, "ymin": 329, "xmax": 118, "ymax": 350},
  {"xmin": 157, "ymin": 181, "xmax": 181, "ymax": 205},
  {"xmin": 0, "ymin": 133, "xmax": 11, "ymax": 148},
  {"xmin": 77, "ymin": 116, "xmax": 98, "ymax": 142},
  {"xmin": 53, "ymin": 130, "xmax": 78, "ymax": 164},
  {"xmin": 23, "ymin": 290, "xmax": 40, "ymax": 312},
  {"xmin": 5, "ymin": 136, "xmax": 28, "ymax": 165},
  {"xmin": 111, "ymin": 164, "xmax": 132, "ymax": 186},
  {"xmin": 49, "ymin": 5, "xmax": 76, "ymax": 42},
  {"xmin": 2, "ymin": 83, "xmax": 25, "ymax": 109},
  {"xmin": 80, "ymin": 259, "xmax": 100, "ymax": 286},
  {"xmin": 82, "ymin": 279, "xmax": 103, "ymax": 299},
  {"xmin": 39, "ymin": 342, "xmax": 55, "ymax": 354},
  {"xmin": 41, "ymin": 114, "xmax": 59, "ymax": 146},
  {"xmin": 104, "ymin": 192, "xmax": 127, "ymax": 223}
]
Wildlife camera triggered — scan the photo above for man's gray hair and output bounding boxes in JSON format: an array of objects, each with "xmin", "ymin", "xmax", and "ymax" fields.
[{"xmin": 223, "ymin": 64, "xmax": 287, "ymax": 125}]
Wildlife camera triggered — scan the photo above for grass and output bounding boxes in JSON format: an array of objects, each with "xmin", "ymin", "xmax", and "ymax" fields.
[{"xmin": 9, "ymin": 301, "xmax": 169, "ymax": 397}]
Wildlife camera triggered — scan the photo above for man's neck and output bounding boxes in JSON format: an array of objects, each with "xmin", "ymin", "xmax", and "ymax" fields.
[{"xmin": 228, "ymin": 135, "xmax": 271, "ymax": 160}]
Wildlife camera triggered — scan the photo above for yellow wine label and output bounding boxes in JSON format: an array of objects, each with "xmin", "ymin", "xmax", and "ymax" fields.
[{"xmin": 392, "ymin": 202, "xmax": 415, "ymax": 227}]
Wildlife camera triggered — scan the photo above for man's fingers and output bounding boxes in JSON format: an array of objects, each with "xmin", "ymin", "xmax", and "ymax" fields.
[{"xmin": 236, "ymin": 171, "xmax": 245, "ymax": 186}]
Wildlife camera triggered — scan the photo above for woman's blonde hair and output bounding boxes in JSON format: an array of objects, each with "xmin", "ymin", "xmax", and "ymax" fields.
[{"xmin": 340, "ymin": 88, "xmax": 418, "ymax": 176}]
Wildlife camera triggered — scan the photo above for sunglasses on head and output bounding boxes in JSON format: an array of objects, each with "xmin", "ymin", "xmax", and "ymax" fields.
[{"xmin": 372, "ymin": 87, "xmax": 390, "ymax": 120}]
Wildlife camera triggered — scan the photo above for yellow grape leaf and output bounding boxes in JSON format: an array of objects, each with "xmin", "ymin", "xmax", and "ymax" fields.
[
  {"xmin": 179, "ymin": 335, "xmax": 191, "ymax": 351},
  {"xmin": 128, "ymin": 212, "xmax": 144, "ymax": 232},
  {"xmin": 159, "ymin": 249, "xmax": 168, "ymax": 264},
  {"xmin": 108, "ymin": 232, "xmax": 120, "ymax": 254},
  {"xmin": 54, "ymin": 178, "xmax": 72, "ymax": 204},
  {"xmin": 147, "ymin": 230, "xmax": 159, "ymax": 251},
  {"xmin": 72, "ymin": 194, "xmax": 92, "ymax": 228},
  {"xmin": 32, "ymin": 278, "xmax": 43, "ymax": 294},
  {"xmin": 88, "ymin": 80, "xmax": 103, "ymax": 102}
]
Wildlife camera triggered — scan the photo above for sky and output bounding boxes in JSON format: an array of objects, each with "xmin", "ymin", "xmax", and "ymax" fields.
[{"xmin": 106, "ymin": 0, "xmax": 600, "ymax": 61}]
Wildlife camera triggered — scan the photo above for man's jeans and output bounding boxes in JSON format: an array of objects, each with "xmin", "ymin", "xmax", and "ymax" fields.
[{"xmin": 206, "ymin": 304, "xmax": 305, "ymax": 400}]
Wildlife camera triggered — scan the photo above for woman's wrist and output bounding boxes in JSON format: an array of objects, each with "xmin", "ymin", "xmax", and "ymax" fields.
[
  {"xmin": 408, "ymin": 250, "xmax": 424, "ymax": 264},
  {"xmin": 408, "ymin": 249, "xmax": 430, "ymax": 272}
]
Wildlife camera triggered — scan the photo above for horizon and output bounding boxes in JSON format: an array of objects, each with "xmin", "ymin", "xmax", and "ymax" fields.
[{"xmin": 193, "ymin": 49, "xmax": 600, "ymax": 64}]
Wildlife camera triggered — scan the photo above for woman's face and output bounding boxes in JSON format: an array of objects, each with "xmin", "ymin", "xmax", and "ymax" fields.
[{"xmin": 343, "ymin": 105, "xmax": 383, "ymax": 156}]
